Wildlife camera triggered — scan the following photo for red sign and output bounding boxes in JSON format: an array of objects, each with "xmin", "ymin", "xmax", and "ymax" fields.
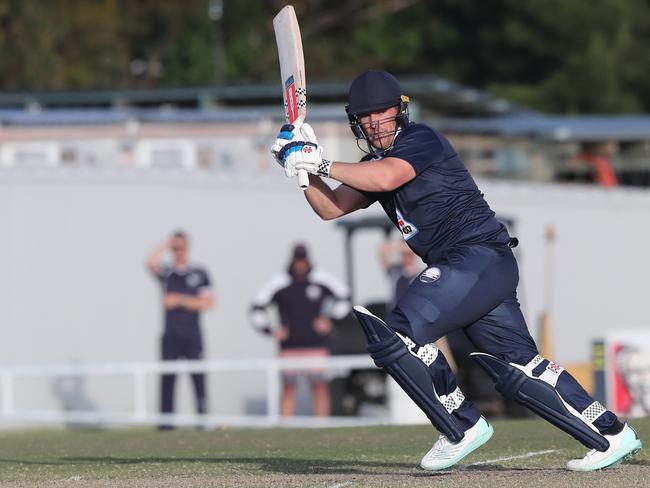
[{"xmin": 285, "ymin": 76, "xmax": 298, "ymax": 123}]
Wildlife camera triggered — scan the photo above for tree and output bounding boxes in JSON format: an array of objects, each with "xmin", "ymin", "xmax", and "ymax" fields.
[{"xmin": 0, "ymin": 0, "xmax": 649, "ymax": 113}]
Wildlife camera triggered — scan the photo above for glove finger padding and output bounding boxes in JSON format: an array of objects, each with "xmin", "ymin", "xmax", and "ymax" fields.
[
  {"xmin": 271, "ymin": 124, "xmax": 302, "ymax": 166},
  {"xmin": 282, "ymin": 141, "xmax": 318, "ymax": 178},
  {"xmin": 277, "ymin": 141, "xmax": 309, "ymax": 164},
  {"xmin": 270, "ymin": 140, "xmax": 285, "ymax": 158},
  {"xmin": 284, "ymin": 148, "xmax": 302, "ymax": 178},
  {"xmin": 300, "ymin": 123, "xmax": 318, "ymax": 144},
  {"xmin": 284, "ymin": 161, "xmax": 298, "ymax": 178},
  {"xmin": 278, "ymin": 124, "xmax": 297, "ymax": 139}
]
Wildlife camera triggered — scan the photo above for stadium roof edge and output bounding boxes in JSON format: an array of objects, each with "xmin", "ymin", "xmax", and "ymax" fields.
[
  {"xmin": 1, "ymin": 109, "xmax": 650, "ymax": 144},
  {"xmin": 436, "ymin": 114, "xmax": 650, "ymax": 142},
  {"xmin": 0, "ymin": 106, "xmax": 346, "ymax": 126},
  {"xmin": 0, "ymin": 76, "xmax": 529, "ymax": 117}
]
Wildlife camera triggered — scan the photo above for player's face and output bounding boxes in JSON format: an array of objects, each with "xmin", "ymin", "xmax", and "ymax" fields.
[
  {"xmin": 359, "ymin": 106, "xmax": 399, "ymax": 150},
  {"xmin": 171, "ymin": 236, "xmax": 188, "ymax": 262},
  {"xmin": 292, "ymin": 258, "xmax": 310, "ymax": 277}
]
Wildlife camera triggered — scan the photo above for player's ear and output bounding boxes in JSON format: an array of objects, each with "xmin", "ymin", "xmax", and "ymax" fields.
[{"xmin": 396, "ymin": 95, "xmax": 410, "ymax": 129}]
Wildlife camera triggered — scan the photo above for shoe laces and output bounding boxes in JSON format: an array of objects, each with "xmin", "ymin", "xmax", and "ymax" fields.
[{"xmin": 431, "ymin": 435, "xmax": 450, "ymax": 454}]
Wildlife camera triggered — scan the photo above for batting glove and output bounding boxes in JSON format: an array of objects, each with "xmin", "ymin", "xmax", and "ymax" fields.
[
  {"xmin": 293, "ymin": 123, "xmax": 332, "ymax": 177},
  {"xmin": 271, "ymin": 124, "xmax": 302, "ymax": 177}
]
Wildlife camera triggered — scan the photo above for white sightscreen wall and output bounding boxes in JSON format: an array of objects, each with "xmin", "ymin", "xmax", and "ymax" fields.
[
  {"xmin": 0, "ymin": 144, "xmax": 649, "ymax": 424},
  {"xmin": 485, "ymin": 183, "xmax": 650, "ymax": 363}
]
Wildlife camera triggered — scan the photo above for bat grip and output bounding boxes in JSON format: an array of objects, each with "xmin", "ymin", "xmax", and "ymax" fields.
[
  {"xmin": 292, "ymin": 120, "xmax": 309, "ymax": 190},
  {"xmin": 298, "ymin": 169, "xmax": 309, "ymax": 190}
]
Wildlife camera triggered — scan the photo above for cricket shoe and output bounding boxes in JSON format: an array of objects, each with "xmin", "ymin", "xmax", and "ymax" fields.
[
  {"xmin": 420, "ymin": 416, "xmax": 494, "ymax": 471},
  {"xmin": 566, "ymin": 423, "xmax": 642, "ymax": 471}
]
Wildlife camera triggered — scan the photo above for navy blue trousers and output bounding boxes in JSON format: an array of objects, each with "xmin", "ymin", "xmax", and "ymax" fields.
[
  {"xmin": 387, "ymin": 244, "xmax": 617, "ymax": 433},
  {"xmin": 160, "ymin": 331, "xmax": 207, "ymax": 416}
]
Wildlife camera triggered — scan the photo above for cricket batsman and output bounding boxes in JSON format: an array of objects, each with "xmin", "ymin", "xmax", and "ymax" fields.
[{"xmin": 271, "ymin": 70, "xmax": 642, "ymax": 471}]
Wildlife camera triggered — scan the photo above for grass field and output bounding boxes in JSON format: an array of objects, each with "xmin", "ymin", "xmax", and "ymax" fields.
[{"xmin": 0, "ymin": 417, "xmax": 648, "ymax": 487}]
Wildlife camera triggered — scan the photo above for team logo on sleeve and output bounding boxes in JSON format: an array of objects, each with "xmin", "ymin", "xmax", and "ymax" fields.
[
  {"xmin": 396, "ymin": 209, "xmax": 419, "ymax": 240},
  {"xmin": 420, "ymin": 267, "xmax": 441, "ymax": 283}
]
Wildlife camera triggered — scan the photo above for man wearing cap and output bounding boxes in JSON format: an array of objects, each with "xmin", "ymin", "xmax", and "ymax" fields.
[
  {"xmin": 249, "ymin": 243, "xmax": 351, "ymax": 417},
  {"xmin": 270, "ymin": 71, "xmax": 641, "ymax": 471}
]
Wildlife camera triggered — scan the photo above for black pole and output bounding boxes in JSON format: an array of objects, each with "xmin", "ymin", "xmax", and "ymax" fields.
[{"xmin": 344, "ymin": 228, "xmax": 355, "ymax": 304}]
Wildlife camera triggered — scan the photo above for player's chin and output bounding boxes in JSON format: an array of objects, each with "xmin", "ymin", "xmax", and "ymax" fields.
[{"xmin": 370, "ymin": 136, "xmax": 392, "ymax": 150}]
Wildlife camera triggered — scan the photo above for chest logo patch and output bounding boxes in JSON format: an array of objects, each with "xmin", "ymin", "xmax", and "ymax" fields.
[
  {"xmin": 419, "ymin": 267, "xmax": 441, "ymax": 283},
  {"xmin": 396, "ymin": 209, "xmax": 419, "ymax": 240},
  {"xmin": 306, "ymin": 284, "xmax": 322, "ymax": 301},
  {"xmin": 186, "ymin": 272, "xmax": 202, "ymax": 288}
]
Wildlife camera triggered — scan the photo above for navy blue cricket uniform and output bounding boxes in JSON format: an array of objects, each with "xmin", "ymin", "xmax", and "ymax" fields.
[
  {"xmin": 156, "ymin": 265, "xmax": 211, "ymax": 416},
  {"xmin": 250, "ymin": 269, "xmax": 350, "ymax": 350},
  {"xmin": 385, "ymin": 264, "xmax": 416, "ymax": 312},
  {"xmin": 358, "ymin": 122, "xmax": 618, "ymax": 432}
]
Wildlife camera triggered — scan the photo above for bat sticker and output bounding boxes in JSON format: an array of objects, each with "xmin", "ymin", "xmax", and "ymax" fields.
[{"xmin": 284, "ymin": 75, "xmax": 298, "ymax": 123}]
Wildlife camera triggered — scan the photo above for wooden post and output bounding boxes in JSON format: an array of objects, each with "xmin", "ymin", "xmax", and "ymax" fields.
[{"xmin": 539, "ymin": 224, "xmax": 555, "ymax": 359}]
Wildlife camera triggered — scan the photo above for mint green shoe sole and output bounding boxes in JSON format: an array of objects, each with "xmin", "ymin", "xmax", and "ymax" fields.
[
  {"xmin": 592, "ymin": 439, "xmax": 642, "ymax": 471},
  {"xmin": 459, "ymin": 422, "xmax": 495, "ymax": 466},
  {"xmin": 423, "ymin": 421, "xmax": 494, "ymax": 471}
]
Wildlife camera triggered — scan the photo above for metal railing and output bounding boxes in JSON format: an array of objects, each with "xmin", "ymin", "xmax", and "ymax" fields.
[{"xmin": 0, "ymin": 355, "xmax": 383, "ymax": 429}]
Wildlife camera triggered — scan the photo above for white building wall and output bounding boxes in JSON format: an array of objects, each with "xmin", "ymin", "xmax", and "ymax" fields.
[{"xmin": 0, "ymin": 120, "xmax": 648, "ymax": 426}]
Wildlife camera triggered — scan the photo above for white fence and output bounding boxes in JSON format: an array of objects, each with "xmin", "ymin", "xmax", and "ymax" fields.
[{"xmin": 0, "ymin": 355, "xmax": 390, "ymax": 429}]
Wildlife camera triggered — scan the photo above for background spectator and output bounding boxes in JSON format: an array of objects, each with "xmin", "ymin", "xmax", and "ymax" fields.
[
  {"xmin": 146, "ymin": 230, "xmax": 215, "ymax": 429},
  {"xmin": 250, "ymin": 243, "xmax": 350, "ymax": 417}
]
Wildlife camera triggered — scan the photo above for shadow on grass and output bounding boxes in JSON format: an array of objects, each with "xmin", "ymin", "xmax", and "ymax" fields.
[
  {"xmin": 64, "ymin": 456, "xmax": 427, "ymax": 476},
  {"xmin": 0, "ymin": 456, "xmax": 435, "ymax": 476},
  {"xmin": 2, "ymin": 452, "xmax": 644, "ymax": 475},
  {"xmin": 0, "ymin": 455, "xmax": 552, "ymax": 476}
]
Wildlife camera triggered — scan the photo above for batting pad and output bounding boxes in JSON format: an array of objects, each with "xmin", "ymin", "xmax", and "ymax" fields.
[
  {"xmin": 471, "ymin": 352, "xmax": 609, "ymax": 451},
  {"xmin": 353, "ymin": 306, "xmax": 465, "ymax": 443}
]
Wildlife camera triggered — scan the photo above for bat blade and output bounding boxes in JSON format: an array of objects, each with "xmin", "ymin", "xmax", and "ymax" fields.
[{"xmin": 273, "ymin": 5, "xmax": 309, "ymax": 190}]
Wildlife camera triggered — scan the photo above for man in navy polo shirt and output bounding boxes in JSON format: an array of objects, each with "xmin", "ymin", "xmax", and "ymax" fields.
[
  {"xmin": 270, "ymin": 71, "xmax": 641, "ymax": 471},
  {"xmin": 146, "ymin": 230, "xmax": 214, "ymax": 428}
]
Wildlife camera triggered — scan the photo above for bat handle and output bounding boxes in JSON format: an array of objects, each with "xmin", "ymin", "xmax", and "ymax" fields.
[
  {"xmin": 291, "ymin": 120, "xmax": 309, "ymax": 190},
  {"xmin": 298, "ymin": 169, "xmax": 309, "ymax": 190}
]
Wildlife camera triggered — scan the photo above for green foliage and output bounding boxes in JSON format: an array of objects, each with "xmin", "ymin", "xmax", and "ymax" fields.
[
  {"xmin": 0, "ymin": 0, "xmax": 649, "ymax": 113},
  {"xmin": 0, "ymin": 0, "xmax": 128, "ymax": 90}
]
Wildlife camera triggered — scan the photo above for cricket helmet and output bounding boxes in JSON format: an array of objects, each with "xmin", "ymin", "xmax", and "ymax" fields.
[{"xmin": 345, "ymin": 70, "xmax": 410, "ymax": 145}]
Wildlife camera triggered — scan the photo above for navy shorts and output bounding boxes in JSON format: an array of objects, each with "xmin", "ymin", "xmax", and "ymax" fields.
[{"xmin": 387, "ymin": 245, "xmax": 538, "ymax": 365}]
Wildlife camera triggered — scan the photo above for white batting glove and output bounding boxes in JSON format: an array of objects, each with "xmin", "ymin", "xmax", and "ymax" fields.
[
  {"xmin": 271, "ymin": 124, "xmax": 302, "ymax": 178},
  {"xmin": 292, "ymin": 123, "xmax": 333, "ymax": 177}
]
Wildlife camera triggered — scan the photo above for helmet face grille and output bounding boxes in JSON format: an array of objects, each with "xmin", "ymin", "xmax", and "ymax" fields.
[
  {"xmin": 347, "ymin": 99, "xmax": 410, "ymax": 157},
  {"xmin": 346, "ymin": 72, "xmax": 409, "ymax": 152},
  {"xmin": 347, "ymin": 98, "xmax": 410, "ymax": 143}
]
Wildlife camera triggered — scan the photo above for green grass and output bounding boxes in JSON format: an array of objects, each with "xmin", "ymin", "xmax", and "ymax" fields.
[{"xmin": 0, "ymin": 417, "xmax": 648, "ymax": 487}]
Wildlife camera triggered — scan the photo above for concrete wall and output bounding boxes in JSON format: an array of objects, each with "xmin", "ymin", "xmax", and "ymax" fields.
[{"xmin": 0, "ymin": 144, "xmax": 648, "ymax": 424}]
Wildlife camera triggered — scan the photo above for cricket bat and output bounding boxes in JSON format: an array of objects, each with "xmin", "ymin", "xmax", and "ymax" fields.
[{"xmin": 273, "ymin": 5, "xmax": 310, "ymax": 190}]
